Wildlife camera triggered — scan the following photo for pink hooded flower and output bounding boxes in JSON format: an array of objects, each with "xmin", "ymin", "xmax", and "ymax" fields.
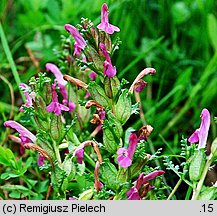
[
  {"xmin": 134, "ymin": 80, "xmax": 148, "ymax": 93},
  {"xmin": 46, "ymin": 63, "xmax": 76, "ymax": 112},
  {"xmin": 37, "ymin": 155, "xmax": 46, "ymax": 166},
  {"xmin": 117, "ymin": 133, "xmax": 138, "ymax": 168},
  {"xmin": 99, "ymin": 42, "xmax": 116, "ymax": 78},
  {"xmin": 64, "ymin": 24, "xmax": 87, "ymax": 56},
  {"xmin": 4, "ymin": 120, "xmax": 36, "ymax": 144},
  {"xmin": 46, "ymin": 63, "xmax": 67, "ymax": 86},
  {"xmin": 97, "ymin": 3, "xmax": 120, "ymax": 34},
  {"xmin": 188, "ymin": 108, "xmax": 211, "ymax": 149},
  {"xmin": 74, "ymin": 148, "xmax": 84, "ymax": 164},
  {"xmin": 46, "ymin": 83, "xmax": 69, "ymax": 116},
  {"xmin": 127, "ymin": 170, "xmax": 165, "ymax": 200},
  {"xmin": 19, "ymin": 83, "xmax": 33, "ymax": 112},
  {"xmin": 89, "ymin": 71, "xmax": 97, "ymax": 80}
]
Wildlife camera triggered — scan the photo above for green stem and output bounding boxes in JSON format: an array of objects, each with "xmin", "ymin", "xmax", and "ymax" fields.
[
  {"xmin": 191, "ymin": 155, "xmax": 213, "ymax": 200},
  {"xmin": 167, "ymin": 178, "xmax": 182, "ymax": 200},
  {"xmin": 84, "ymin": 152, "xmax": 95, "ymax": 168},
  {"xmin": 185, "ymin": 186, "xmax": 193, "ymax": 200}
]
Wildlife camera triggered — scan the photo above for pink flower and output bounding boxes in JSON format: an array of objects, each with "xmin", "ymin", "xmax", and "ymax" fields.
[
  {"xmin": 99, "ymin": 42, "xmax": 116, "ymax": 78},
  {"xmin": 46, "ymin": 63, "xmax": 76, "ymax": 112},
  {"xmin": 69, "ymin": 197, "xmax": 77, "ymax": 200},
  {"xmin": 117, "ymin": 133, "xmax": 138, "ymax": 168},
  {"xmin": 97, "ymin": 3, "xmax": 120, "ymax": 34},
  {"xmin": 85, "ymin": 91, "xmax": 91, "ymax": 99},
  {"xmin": 46, "ymin": 83, "xmax": 69, "ymax": 116},
  {"xmin": 127, "ymin": 170, "xmax": 165, "ymax": 200},
  {"xmin": 4, "ymin": 120, "xmax": 36, "ymax": 144},
  {"xmin": 135, "ymin": 80, "xmax": 148, "ymax": 93},
  {"xmin": 89, "ymin": 71, "xmax": 97, "ymax": 80},
  {"xmin": 64, "ymin": 24, "xmax": 87, "ymax": 56},
  {"xmin": 68, "ymin": 101, "xmax": 76, "ymax": 112},
  {"xmin": 19, "ymin": 83, "xmax": 33, "ymax": 112},
  {"xmin": 74, "ymin": 148, "xmax": 84, "ymax": 164},
  {"xmin": 37, "ymin": 155, "xmax": 46, "ymax": 166},
  {"xmin": 188, "ymin": 108, "xmax": 211, "ymax": 149},
  {"xmin": 117, "ymin": 148, "xmax": 132, "ymax": 168},
  {"xmin": 46, "ymin": 63, "xmax": 67, "ymax": 86}
]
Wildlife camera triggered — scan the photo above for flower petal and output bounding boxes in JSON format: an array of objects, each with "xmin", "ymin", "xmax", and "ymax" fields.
[
  {"xmin": 97, "ymin": 3, "xmax": 120, "ymax": 34},
  {"xmin": 4, "ymin": 121, "xmax": 36, "ymax": 143},
  {"xmin": 198, "ymin": 108, "xmax": 210, "ymax": 149},
  {"xmin": 128, "ymin": 133, "xmax": 138, "ymax": 159},
  {"xmin": 142, "ymin": 170, "xmax": 165, "ymax": 183},
  {"xmin": 126, "ymin": 187, "xmax": 141, "ymax": 200},
  {"xmin": 188, "ymin": 129, "xmax": 200, "ymax": 143},
  {"xmin": 46, "ymin": 63, "xmax": 67, "ymax": 86},
  {"xmin": 117, "ymin": 154, "xmax": 132, "ymax": 168},
  {"xmin": 117, "ymin": 147, "xmax": 128, "ymax": 155}
]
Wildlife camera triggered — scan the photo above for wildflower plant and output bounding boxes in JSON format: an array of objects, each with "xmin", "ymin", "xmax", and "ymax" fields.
[{"xmin": 1, "ymin": 3, "xmax": 217, "ymax": 200}]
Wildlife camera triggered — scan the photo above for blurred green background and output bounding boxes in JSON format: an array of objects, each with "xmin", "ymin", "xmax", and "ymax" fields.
[{"xmin": 0, "ymin": 0, "xmax": 217, "ymax": 156}]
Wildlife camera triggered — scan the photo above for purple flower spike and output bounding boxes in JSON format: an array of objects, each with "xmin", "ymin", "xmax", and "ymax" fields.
[
  {"xmin": 97, "ymin": 3, "xmax": 120, "ymax": 34},
  {"xmin": 117, "ymin": 133, "xmax": 138, "ymax": 168},
  {"xmin": 46, "ymin": 63, "xmax": 67, "ymax": 86},
  {"xmin": 99, "ymin": 42, "xmax": 116, "ymax": 78},
  {"xmin": 46, "ymin": 84, "xmax": 69, "ymax": 116},
  {"xmin": 4, "ymin": 120, "xmax": 36, "ymax": 144},
  {"xmin": 74, "ymin": 148, "xmax": 84, "ymax": 164},
  {"xmin": 188, "ymin": 108, "xmax": 211, "ymax": 149},
  {"xmin": 19, "ymin": 83, "xmax": 33, "ymax": 112},
  {"xmin": 37, "ymin": 155, "xmax": 46, "ymax": 166},
  {"xmin": 64, "ymin": 24, "xmax": 87, "ymax": 56}
]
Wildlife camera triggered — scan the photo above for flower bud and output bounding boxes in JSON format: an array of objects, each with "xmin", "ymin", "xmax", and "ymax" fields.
[
  {"xmin": 34, "ymin": 116, "xmax": 49, "ymax": 132},
  {"xmin": 42, "ymin": 82, "xmax": 52, "ymax": 104},
  {"xmin": 117, "ymin": 167, "xmax": 131, "ymax": 183},
  {"xmin": 211, "ymin": 138, "xmax": 217, "ymax": 159},
  {"xmin": 130, "ymin": 158, "xmax": 149, "ymax": 179},
  {"xmin": 33, "ymin": 96, "xmax": 48, "ymax": 117},
  {"xmin": 104, "ymin": 76, "xmax": 120, "ymax": 98},
  {"xmin": 114, "ymin": 89, "xmax": 132, "ymax": 124},
  {"xmin": 87, "ymin": 82, "xmax": 111, "ymax": 107},
  {"xmin": 84, "ymin": 45, "xmax": 104, "ymax": 71},
  {"xmin": 78, "ymin": 189, "xmax": 94, "ymax": 200},
  {"xmin": 189, "ymin": 149, "xmax": 206, "ymax": 182},
  {"xmin": 50, "ymin": 115, "xmax": 64, "ymax": 143},
  {"xmin": 36, "ymin": 135, "xmax": 55, "ymax": 160},
  {"xmin": 99, "ymin": 31, "xmax": 112, "ymax": 52}
]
